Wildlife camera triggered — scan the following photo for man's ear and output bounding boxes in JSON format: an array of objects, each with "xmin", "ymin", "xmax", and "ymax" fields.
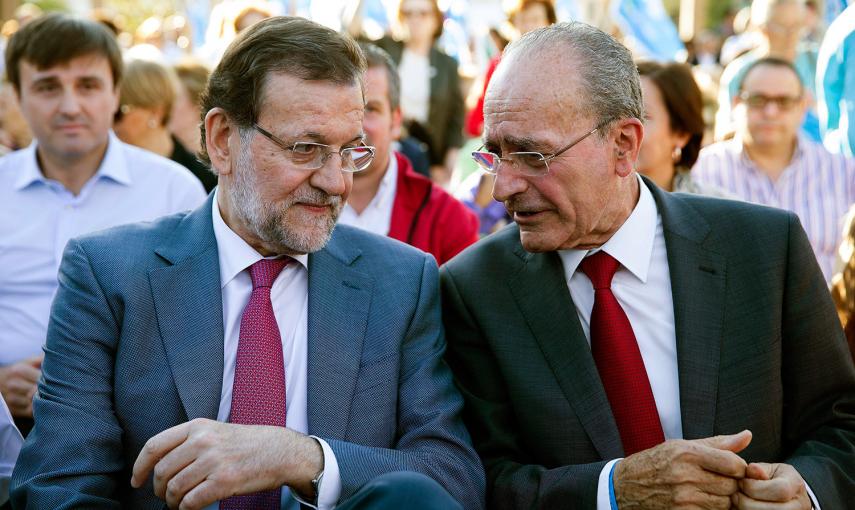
[
  {"xmin": 613, "ymin": 117, "xmax": 643, "ymax": 177},
  {"xmin": 205, "ymin": 107, "xmax": 234, "ymax": 176},
  {"xmin": 391, "ymin": 107, "xmax": 403, "ymax": 140}
]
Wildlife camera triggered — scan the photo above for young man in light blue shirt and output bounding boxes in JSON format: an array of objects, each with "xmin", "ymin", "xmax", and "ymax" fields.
[{"xmin": 0, "ymin": 14, "xmax": 205, "ymax": 431}]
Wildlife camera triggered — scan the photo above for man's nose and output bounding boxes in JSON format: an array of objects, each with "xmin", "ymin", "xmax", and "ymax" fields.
[
  {"xmin": 310, "ymin": 155, "xmax": 348, "ymax": 196},
  {"xmin": 761, "ymin": 101, "xmax": 784, "ymax": 116},
  {"xmin": 57, "ymin": 89, "xmax": 82, "ymax": 115},
  {"xmin": 491, "ymin": 167, "xmax": 528, "ymax": 204}
]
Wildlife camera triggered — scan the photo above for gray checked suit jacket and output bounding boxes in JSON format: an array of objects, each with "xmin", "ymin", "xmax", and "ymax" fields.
[
  {"xmin": 11, "ymin": 193, "xmax": 485, "ymax": 509},
  {"xmin": 441, "ymin": 177, "xmax": 855, "ymax": 509}
]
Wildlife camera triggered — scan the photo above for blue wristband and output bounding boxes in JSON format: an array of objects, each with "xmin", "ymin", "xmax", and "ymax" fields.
[{"xmin": 608, "ymin": 460, "xmax": 620, "ymax": 509}]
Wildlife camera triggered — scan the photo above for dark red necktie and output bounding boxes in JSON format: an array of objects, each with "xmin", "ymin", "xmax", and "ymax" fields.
[
  {"xmin": 221, "ymin": 258, "xmax": 289, "ymax": 510},
  {"xmin": 579, "ymin": 251, "xmax": 665, "ymax": 455}
]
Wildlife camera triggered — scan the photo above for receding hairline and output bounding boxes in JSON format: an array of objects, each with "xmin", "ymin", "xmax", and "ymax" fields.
[
  {"xmin": 740, "ymin": 60, "xmax": 803, "ymax": 95},
  {"xmin": 488, "ymin": 46, "xmax": 590, "ymax": 111}
]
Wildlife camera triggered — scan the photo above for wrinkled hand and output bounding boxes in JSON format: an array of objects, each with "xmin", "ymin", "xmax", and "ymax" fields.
[
  {"xmin": 732, "ymin": 462, "xmax": 811, "ymax": 509},
  {"xmin": 0, "ymin": 355, "xmax": 42, "ymax": 417},
  {"xmin": 614, "ymin": 430, "xmax": 753, "ymax": 509},
  {"xmin": 131, "ymin": 418, "xmax": 323, "ymax": 510}
]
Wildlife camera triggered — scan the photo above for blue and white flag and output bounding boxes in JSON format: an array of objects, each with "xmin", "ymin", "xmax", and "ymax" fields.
[
  {"xmin": 611, "ymin": 0, "xmax": 685, "ymax": 61},
  {"xmin": 825, "ymin": 0, "xmax": 851, "ymax": 26}
]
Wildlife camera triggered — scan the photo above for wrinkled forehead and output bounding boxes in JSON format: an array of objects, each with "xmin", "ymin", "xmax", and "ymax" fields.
[{"xmin": 483, "ymin": 51, "xmax": 587, "ymax": 143}]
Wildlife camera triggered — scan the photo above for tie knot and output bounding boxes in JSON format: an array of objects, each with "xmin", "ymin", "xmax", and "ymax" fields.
[
  {"xmin": 249, "ymin": 258, "xmax": 290, "ymax": 289},
  {"xmin": 579, "ymin": 251, "xmax": 620, "ymax": 290}
]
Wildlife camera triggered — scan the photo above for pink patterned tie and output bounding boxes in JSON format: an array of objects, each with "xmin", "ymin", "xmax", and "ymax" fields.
[
  {"xmin": 220, "ymin": 258, "xmax": 289, "ymax": 510},
  {"xmin": 579, "ymin": 251, "xmax": 665, "ymax": 455}
]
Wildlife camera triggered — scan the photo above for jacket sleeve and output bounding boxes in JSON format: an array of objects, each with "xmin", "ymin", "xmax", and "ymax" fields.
[
  {"xmin": 323, "ymin": 256, "xmax": 486, "ymax": 510},
  {"xmin": 441, "ymin": 264, "xmax": 605, "ymax": 509},
  {"xmin": 779, "ymin": 214, "xmax": 855, "ymax": 508},
  {"xmin": 10, "ymin": 238, "xmax": 124, "ymax": 509}
]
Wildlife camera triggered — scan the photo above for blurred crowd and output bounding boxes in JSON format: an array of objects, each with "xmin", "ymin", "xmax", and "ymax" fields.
[
  {"xmin": 0, "ymin": 0, "xmax": 854, "ymax": 354},
  {"xmin": 0, "ymin": 1, "xmax": 854, "ymax": 506}
]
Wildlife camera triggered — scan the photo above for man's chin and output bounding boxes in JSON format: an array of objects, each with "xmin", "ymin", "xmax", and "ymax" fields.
[{"xmin": 518, "ymin": 230, "xmax": 558, "ymax": 253}]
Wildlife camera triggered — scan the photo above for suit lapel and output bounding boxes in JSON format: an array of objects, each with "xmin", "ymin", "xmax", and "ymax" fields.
[
  {"xmin": 306, "ymin": 231, "xmax": 373, "ymax": 438},
  {"xmin": 148, "ymin": 194, "xmax": 224, "ymax": 421},
  {"xmin": 650, "ymin": 181, "xmax": 727, "ymax": 440},
  {"xmin": 507, "ymin": 247, "xmax": 624, "ymax": 459}
]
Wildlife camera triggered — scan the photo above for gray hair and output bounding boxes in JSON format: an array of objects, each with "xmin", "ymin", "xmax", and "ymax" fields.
[
  {"xmin": 359, "ymin": 43, "xmax": 400, "ymax": 110},
  {"xmin": 503, "ymin": 21, "xmax": 643, "ymax": 135}
]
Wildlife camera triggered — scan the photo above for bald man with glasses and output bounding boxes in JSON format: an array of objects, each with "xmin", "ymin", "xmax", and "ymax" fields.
[{"xmin": 442, "ymin": 23, "xmax": 855, "ymax": 510}]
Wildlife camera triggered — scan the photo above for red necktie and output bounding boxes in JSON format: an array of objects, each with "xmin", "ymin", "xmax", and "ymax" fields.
[
  {"xmin": 579, "ymin": 251, "xmax": 665, "ymax": 456},
  {"xmin": 221, "ymin": 258, "xmax": 289, "ymax": 510}
]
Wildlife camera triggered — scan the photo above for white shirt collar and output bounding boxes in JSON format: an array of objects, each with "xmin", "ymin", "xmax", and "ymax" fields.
[
  {"xmin": 558, "ymin": 174, "xmax": 657, "ymax": 284},
  {"xmin": 372, "ymin": 151, "xmax": 398, "ymax": 209},
  {"xmin": 211, "ymin": 188, "xmax": 309, "ymax": 289},
  {"xmin": 14, "ymin": 131, "xmax": 132, "ymax": 190}
]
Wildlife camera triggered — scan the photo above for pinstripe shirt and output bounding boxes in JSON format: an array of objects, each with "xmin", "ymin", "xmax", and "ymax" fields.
[{"xmin": 692, "ymin": 135, "xmax": 855, "ymax": 281}]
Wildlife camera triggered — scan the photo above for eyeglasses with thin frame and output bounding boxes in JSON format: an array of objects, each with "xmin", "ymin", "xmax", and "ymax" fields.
[
  {"xmin": 738, "ymin": 92, "xmax": 802, "ymax": 111},
  {"xmin": 252, "ymin": 124, "xmax": 376, "ymax": 173},
  {"xmin": 471, "ymin": 120, "xmax": 610, "ymax": 177}
]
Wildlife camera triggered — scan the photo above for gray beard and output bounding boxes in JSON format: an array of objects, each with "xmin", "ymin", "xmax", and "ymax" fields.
[{"xmin": 229, "ymin": 142, "xmax": 342, "ymax": 254}]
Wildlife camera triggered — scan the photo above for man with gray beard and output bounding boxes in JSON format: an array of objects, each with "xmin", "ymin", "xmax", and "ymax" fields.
[{"xmin": 11, "ymin": 17, "xmax": 484, "ymax": 510}]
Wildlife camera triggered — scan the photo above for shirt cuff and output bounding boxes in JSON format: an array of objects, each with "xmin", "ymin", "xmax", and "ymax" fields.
[
  {"xmin": 596, "ymin": 458, "xmax": 622, "ymax": 510},
  {"xmin": 804, "ymin": 479, "xmax": 820, "ymax": 510},
  {"xmin": 291, "ymin": 436, "xmax": 342, "ymax": 510}
]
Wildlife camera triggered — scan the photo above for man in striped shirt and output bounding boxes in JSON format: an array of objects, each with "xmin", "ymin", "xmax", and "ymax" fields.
[{"xmin": 694, "ymin": 57, "xmax": 855, "ymax": 281}]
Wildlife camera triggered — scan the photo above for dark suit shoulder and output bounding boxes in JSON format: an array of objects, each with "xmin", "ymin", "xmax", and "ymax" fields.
[
  {"xmin": 442, "ymin": 223, "xmax": 523, "ymax": 279},
  {"xmin": 674, "ymin": 191, "xmax": 794, "ymax": 224},
  {"xmin": 665, "ymin": 191, "xmax": 796, "ymax": 248}
]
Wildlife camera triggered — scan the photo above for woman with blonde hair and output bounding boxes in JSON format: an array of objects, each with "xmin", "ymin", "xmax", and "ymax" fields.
[{"xmin": 114, "ymin": 57, "xmax": 216, "ymax": 191}]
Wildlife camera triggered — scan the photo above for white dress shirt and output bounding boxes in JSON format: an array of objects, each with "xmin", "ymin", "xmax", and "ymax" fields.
[
  {"xmin": 559, "ymin": 176, "xmax": 818, "ymax": 509},
  {"xmin": 209, "ymin": 191, "xmax": 341, "ymax": 510},
  {"xmin": 0, "ymin": 132, "xmax": 206, "ymax": 365},
  {"xmin": 0, "ymin": 397, "xmax": 23, "ymax": 505},
  {"xmin": 339, "ymin": 153, "xmax": 397, "ymax": 235},
  {"xmin": 398, "ymin": 49, "xmax": 431, "ymax": 125},
  {"xmin": 558, "ymin": 177, "xmax": 680, "ymax": 509}
]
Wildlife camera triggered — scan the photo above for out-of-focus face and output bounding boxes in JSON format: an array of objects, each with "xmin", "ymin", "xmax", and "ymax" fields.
[
  {"xmin": 637, "ymin": 76, "xmax": 687, "ymax": 179},
  {"xmin": 113, "ymin": 104, "xmax": 161, "ymax": 146},
  {"xmin": 400, "ymin": 0, "xmax": 438, "ymax": 44},
  {"xmin": 169, "ymin": 82, "xmax": 201, "ymax": 149},
  {"xmin": 485, "ymin": 51, "xmax": 634, "ymax": 252},
  {"xmin": 15, "ymin": 54, "xmax": 119, "ymax": 163},
  {"xmin": 359, "ymin": 65, "xmax": 402, "ymax": 178},
  {"xmin": 512, "ymin": 3, "xmax": 551, "ymax": 36},
  {"xmin": 0, "ymin": 83, "xmax": 32, "ymax": 149},
  {"xmin": 762, "ymin": 3, "xmax": 806, "ymax": 54},
  {"xmin": 235, "ymin": 11, "xmax": 268, "ymax": 34},
  {"xmin": 734, "ymin": 64, "xmax": 805, "ymax": 149},
  {"xmin": 218, "ymin": 73, "xmax": 364, "ymax": 255}
]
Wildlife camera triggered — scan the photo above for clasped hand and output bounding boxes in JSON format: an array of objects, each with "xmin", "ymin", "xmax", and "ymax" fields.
[
  {"xmin": 614, "ymin": 430, "xmax": 811, "ymax": 509},
  {"xmin": 131, "ymin": 418, "xmax": 323, "ymax": 510}
]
